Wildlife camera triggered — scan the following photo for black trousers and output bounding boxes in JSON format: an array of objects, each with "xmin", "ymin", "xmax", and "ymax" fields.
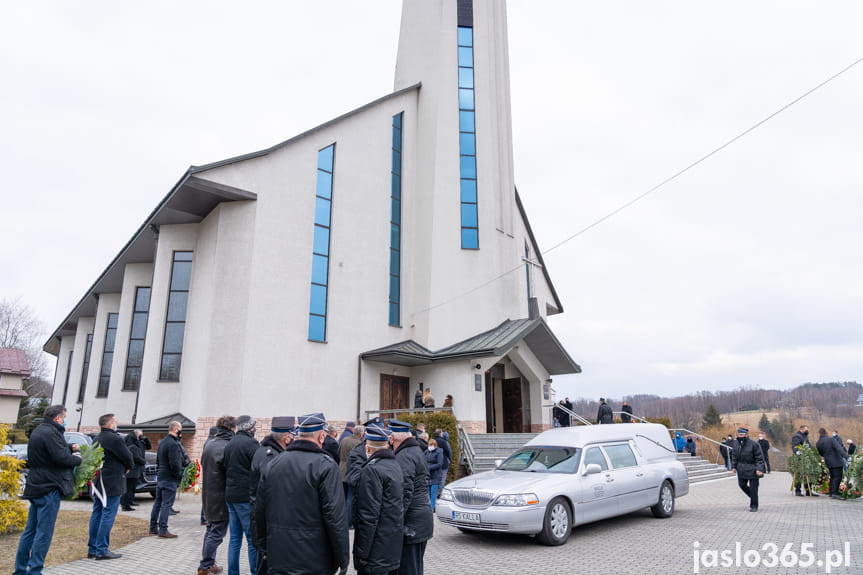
[
  {"xmin": 121, "ymin": 478, "xmax": 138, "ymax": 508},
  {"xmin": 828, "ymin": 466, "xmax": 843, "ymax": 496},
  {"xmin": 738, "ymin": 475, "xmax": 759, "ymax": 508},
  {"xmin": 763, "ymin": 454, "xmax": 771, "ymax": 473},
  {"xmin": 199, "ymin": 520, "xmax": 228, "ymax": 570},
  {"xmin": 396, "ymin": 541, "xmax": 427, "ymax": 575}
]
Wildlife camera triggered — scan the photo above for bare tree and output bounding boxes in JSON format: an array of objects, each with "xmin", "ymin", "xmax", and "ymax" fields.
[{"xmin": 0, "ymin": 297, "xmax": 51, "ymax": 395}]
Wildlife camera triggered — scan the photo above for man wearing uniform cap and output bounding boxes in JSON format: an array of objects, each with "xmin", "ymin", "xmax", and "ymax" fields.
[
  {"xmin": 352, "ymin": 423, "xmax": 404, "ymax": 575},
  {"xmin": 254, "ymin": 413, "xmax": 350, "ymax": 575},
  {"xmin": 249, "ymin": 416, "xmax": 295, "ymax": 575},
  {"xmin": 729, "ymin": 427, "xmax": 765, "ymax": 512},
  {"xmin": 223, "ymin": 415, "xmax": 260, "ymax": 575},
  {"xmin": 389, "ymin": 419, "xmax": 433, "ymax": 575},
  {"xmin": 345, "ymin": 417, "xmax": 384, "ymax": 490}
]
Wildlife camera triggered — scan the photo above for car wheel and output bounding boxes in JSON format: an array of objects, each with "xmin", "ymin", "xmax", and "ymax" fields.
[
  {"xmin": 536, "ymin": 497, "xmax": 571, "ymax": 546},
  {"xmin": 651, "ymin": 480, "xmax": 675, "ymax": 518}
]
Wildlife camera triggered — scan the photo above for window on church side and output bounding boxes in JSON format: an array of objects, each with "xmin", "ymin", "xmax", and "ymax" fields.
[
  {"xmin": 61, "ymin": 349, "xmax": 73, "ymax": 405},
  {"xmin": 160, "ymin": 251, "xmax": 193, "ymax": 380},
  {"xmin": 124, "ymin": 286, "xmax": 151, "ymax": 391},
  {"xmin": 96, "ymin": 313, "xmax": 118, "ymax": 397},
  {"xmin": 458, "ymin": 25, "xmax": 478, "ymax": 249},
  {"xmin": 77, "ymin": 333, "xmax": 93, "ymax": 403},
  {"xmin": 310, "ymin": 144, "xmax": 335, "ymax": 342},
  {"xmin": 389, "ymin": 113, "xmax": 403, "ymax": 326}
]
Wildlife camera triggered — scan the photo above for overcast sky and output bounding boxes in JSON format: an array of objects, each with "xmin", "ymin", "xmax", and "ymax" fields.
[{"xmin": 2, "ymin": 1, "xmax": 862, "ymax": 401}]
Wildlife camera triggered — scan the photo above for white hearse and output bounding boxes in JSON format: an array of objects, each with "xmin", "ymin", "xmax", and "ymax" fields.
[{"xmin": 436, "ymin": 423, "xmax": 689, "ymax": 545}]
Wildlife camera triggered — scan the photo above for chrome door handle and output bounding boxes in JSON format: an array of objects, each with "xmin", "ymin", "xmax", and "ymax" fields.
[{"xmin": 636, "ymin": 473, "xmax": 644, "ymax": 477}]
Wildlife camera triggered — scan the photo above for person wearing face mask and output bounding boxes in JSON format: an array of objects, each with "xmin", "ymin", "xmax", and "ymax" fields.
[
  {"xmin": 425, "ymin": 439, "xmax": 444, "ymax": 510},
  {"xmin": 87, "ymin": 414, "xmax": 134, "ymax": 560},
  {"xmin": 150, "ymin": 421, "xmax": 185, "ymax": 537},
  {"xmin": 14, "ymin": 405, "xmax": 81, "ymax": 575},
  {"xmin": 791, "ymin": 425, "xmax": 817, "ymax": 497}
]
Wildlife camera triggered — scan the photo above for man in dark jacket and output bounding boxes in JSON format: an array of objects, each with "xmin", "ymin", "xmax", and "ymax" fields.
[
  {"xmin": 596, "ymin": 398, "xmax": 613, "ymax": 424},
  {"xmin": 791, "ymin": 425, "xmax": 817, "ymax": 496},
  {"xmin": 339, "ymin": 424, "xmax": 364, "ymax": 530},
  {"xmin": 353, "ymin": 424, "xmax": 404, "ymax": 575},
  {"xmin": 198, "ymin": 415, "xmax": 236, "ymax": 575},
  {"xmin": 757, "ymin": 433, "xmax": 771, "ymax": 474},
  {"xmin": 253, "ymin": 413, "xmax": 349, "ymax": 575},
  {"xmin": 433, "ymin": 429, "xmax": 452, "ymax": 495},
  {"xmin": 14, "ymin": 405, "xmax": 81, "ymax": 575},
  {"xmin": 389, "ymin": 419, "xmax": 433, "ymax": 575},
  {"xmin": 121, "ymin": 430, "xmax": 147, "ymax": 511},
  {"xmin": 223, "ymin": 415, "xmax": 259, "ymax": 575},
  {"xmin": 620, "ymin": 401, "xmax": 633, "ymax": 423},
  {"xmin": 816, "ymin": 428, "xmax": 846, "ymax": 499},
  {"xmin": 150, "ymin": 421, "xmax": 185, "ymax": 538},
  {"xmin": 88, "ymin": 414, "xmax": 134, "ymax": 560},
  {"xmin": 249, "ymin": 416, "xmax": 294, "ymax": 575},
  {"xmin": 323, "ymin": 426, "xmax": 340, "ymax": 461},
  {"xmin": 730, "ymin": 428, "xmax": 765, "ymax": 512},
  {"xmin": 563, "ymin": 397, "xmax": 574, "ymax": 426}
]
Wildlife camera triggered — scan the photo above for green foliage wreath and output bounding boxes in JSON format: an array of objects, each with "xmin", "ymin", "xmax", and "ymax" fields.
[
  {"xmin": 786, "ymin": 443, "xmax": 827, "ymax": 494},
  {"xmin": 70, "ymin": 443, "xmax": 104, "ymax": 499}
]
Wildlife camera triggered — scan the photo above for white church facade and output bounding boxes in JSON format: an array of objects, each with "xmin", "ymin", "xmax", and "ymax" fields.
[{"xmin": 45, "ymin": 0, "xmax": 579, "ymax": 456}]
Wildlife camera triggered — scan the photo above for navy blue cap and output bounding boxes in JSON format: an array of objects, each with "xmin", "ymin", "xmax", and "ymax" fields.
[
  {"xmin": 365, "ymin": 423, "xmax": 392, "ymax": 442},
  {"xmin": 297, "ymin": 413, "xmax": 328, "ymax": 433},
  {"xmin": 271, "ymin": 416, "xmax": 296, "ymax": 433},
  {"xmin": 737, "ymin": 427, "xmax": 749, "ymax": 435},
  {"xmin": 388, "ymin": 419, "xmax": 413, "ymax": 433},
  {"xmin": 363, "ymin": 416, "xmax": 385, "ymax": 427}
]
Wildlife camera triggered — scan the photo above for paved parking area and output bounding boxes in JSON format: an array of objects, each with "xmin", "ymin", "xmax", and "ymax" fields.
[{"xmin": 45, "ymin": 472, "xmax": 861, "ymax": 574}]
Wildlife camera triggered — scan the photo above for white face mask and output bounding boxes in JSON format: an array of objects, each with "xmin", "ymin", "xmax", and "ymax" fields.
[{"xmin": 429, "ymin": 446, "xmax": 436, "ymax": 451}]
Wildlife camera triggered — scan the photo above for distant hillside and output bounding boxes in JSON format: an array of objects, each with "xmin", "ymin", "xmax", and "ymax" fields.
[{"xmin": 567, "ymin": 381, "xmax": 861, "ymax": 430}]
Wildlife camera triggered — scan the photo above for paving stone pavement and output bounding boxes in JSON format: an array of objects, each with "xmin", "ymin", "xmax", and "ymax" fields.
[{"xmin": 42, "ymin": 472, "xmax": 861, "ymax": 575}]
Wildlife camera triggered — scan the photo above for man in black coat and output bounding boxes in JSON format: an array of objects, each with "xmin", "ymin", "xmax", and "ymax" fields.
[
  {"xmin": 198, "ymin": 415, "xmax": 235, "ymax": 575},
  {"xmin": 254, "ymin": 413, "xmax": 349, "ymax": 575},
  {"xmin": 323, "ymin": 426, "xmax": 340, "ymax": 462},
  {"xmin": 353, "ymin": 424, "xmax": 404, "ymax": 575},
  {"xmin": 816, "ymin": 428, "xmax": 846, "ymax": 499},
  {"xmin": 389, "ymin": 419, "xmax": 433, "ymax": 575},
  {"xmin": 562, "ymin": 398, "xmax": 573, "ymax": 426},
  {"xmin": 757, "ymin": 433, "xmax": 771, "ymax": 474},
  {"xmin": 791, "ymin": 425, "xmax": 817, "ymax": 496},
  {"xmin": 730, "ymin": 428, "xmax": 766, "ymax": 512},
  {"xmin": 346, "ymin": 418, "xmax": 386, "ymax": 490},
  {"xmin": 249, "ymin": 416, "xmax": 294, "ymax": 575},
  {"xmin": 87, "ymin": 413, "xmax": 134, "ymax": 560},
  {"xmin": 620, "ymin": 401, "xmax": 633, "ymax": 423},
  {"xmin": 150, "ymin": 421, "xmax": 185, "ymax": 538},
  {"xmin": 14, "ymin": 405, "xmax": 81, "ymax": 575},
  {"xmin": 596, "ymin": 398, "xmax": 613, "ymax": 424},
  {"xmin": 223, "ymin": 415, "xmax": 260, "ymax": 575},
  {"xmin": 121, "ymin": 430, "xmax": 147, "ymax": 511}
]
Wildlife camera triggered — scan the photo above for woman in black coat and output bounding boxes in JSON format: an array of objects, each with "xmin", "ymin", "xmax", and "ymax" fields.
[
  {"xmin": 122, "ymin": 432, "xmax": 147, "ymax": 510},
  {"xmin": 425, "ymin": 440, "xmax": 444, "ymax": 509}
]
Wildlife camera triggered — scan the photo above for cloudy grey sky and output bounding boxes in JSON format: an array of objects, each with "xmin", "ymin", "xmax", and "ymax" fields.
[{"xmin": 2, "ymin": 1, "xmax": 862, "ymax": 400}]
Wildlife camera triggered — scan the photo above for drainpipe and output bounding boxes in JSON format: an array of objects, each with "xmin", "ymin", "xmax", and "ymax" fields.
[{"xmin": 356, "ymin": 355, "xmax": 363, "ymax": 422}]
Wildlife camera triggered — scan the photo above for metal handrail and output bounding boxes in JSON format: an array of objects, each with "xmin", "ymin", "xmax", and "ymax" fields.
[
  {"xmin": 457, "ymin": 424, "xmax": 476, "ymax": 475},
  {"xmin": 612, "ymin": 411, "xmax": 651, "ymax": 424},
  {"xmin": 670, "ymin": 427, "xmax": 731, "ymax": 464},
  {"xmin": 551, "ymin": 404, "xmax": 593, "ymax": 426},
  {"xmin": 364, "ymin": 406, "xmax": 454, "ymax": 419}
]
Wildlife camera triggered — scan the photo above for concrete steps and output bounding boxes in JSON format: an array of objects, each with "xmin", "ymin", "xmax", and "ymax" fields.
[{"xmin": 677, "ymin": 453, "xmax": 735, "ymax": 483}]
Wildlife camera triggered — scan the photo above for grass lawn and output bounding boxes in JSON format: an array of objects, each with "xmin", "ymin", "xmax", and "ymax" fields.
[{"xmin": 0, "ymin": 509, "xmax": 149, "ymax": 572}]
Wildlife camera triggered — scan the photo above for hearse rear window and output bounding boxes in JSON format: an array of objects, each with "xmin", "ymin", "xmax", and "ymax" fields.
[{"xmin": 603, "ymin": 443, "xmax": 637, "ymax": 469}]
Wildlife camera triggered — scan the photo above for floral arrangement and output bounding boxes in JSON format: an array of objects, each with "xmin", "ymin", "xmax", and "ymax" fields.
[
  {"xmin": 179, "ymin": 459, "xmax": 201, "ymax": 493},
  {"xmin": 0, "ymin": 425, "xmax": 28, "ymax": 533},
  {"xmin": 786, "ymin": 443, "xmax": 827, "ymax": 494},
  {"xmin": 840, "ymin": 452, "xmax": 863, "ymax": 500},
  {"xmin": 71, "ymin": 443, "xmax": 104, "ymax": 499}
]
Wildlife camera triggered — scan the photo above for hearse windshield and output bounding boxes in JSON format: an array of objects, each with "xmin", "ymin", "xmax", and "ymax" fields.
[{"xmin": 499, "ymin": 447, "xmax": 581, "ymax": 473}]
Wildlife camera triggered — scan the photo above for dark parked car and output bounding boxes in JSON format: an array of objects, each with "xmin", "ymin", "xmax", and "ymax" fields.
[{"xmin": 135, "ymin": 450, "xmax": 158, "ymax": 497}]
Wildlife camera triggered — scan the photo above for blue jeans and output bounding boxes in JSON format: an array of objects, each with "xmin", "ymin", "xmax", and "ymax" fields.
[
  {"xmin": 228, "ymin": 501, "xmax": 257, "ymax": 575},
  {"xmin": 149, "ymin": 481, "xmax": 177, "ymax": 534},
  {"xmin": 88, "ymin": 494, "xmax": 121, "ymax": 555},
  {"xmin": 429, "ymin": 484, "xmax": 439, "ymax": 510},
  {"xmin": 14, "ymin": 490, "xmax": 61, "ymax": 575}
]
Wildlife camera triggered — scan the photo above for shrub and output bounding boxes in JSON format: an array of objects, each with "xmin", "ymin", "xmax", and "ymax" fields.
[
  {"xmin": 0, "ymin": 425, "xmax": 28, "ymax": 533},
  {"xmin": 397, "ymin": 412, "xmax": 459, "ymax": 482}
]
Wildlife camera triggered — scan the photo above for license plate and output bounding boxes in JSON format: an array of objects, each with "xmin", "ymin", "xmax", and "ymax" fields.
[{"xmin": 452, "ymin": 511, "xmax": 480, "ymax": 523}]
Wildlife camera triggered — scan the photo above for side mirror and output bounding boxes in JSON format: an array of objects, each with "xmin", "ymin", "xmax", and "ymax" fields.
[
  {"xmin": 582, "ymin": 463, "xmax": 602, "ymax": 476},
  {"xmin": 494, "ymin": 459, "xmax": 503, "ymax": 468}
]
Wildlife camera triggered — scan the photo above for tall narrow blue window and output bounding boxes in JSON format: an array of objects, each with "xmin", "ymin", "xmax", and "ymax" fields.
[
  {"xmin": 96, "ymin": 313, "xmax": 118, "ymax": 397},
  {"xmin": 389, "ymin": 114, "xmax": 403, "ymax": 326},
  {"xmin": 61, "ymin": 350, "xmax": 73, "ymax": 405},
  {"xmin": 160, "ymin": 251, "xmax": 193, "ymax": 380},
  {"xmin": 458, "ymin": 25, "xmax": 478, "ymax": 249},
  {"xmin": 310, "ymin": 144, "xmax": 335, "ymax": 341},
  {"xmin": 124, "ymin": 286, "xmax": 151, "ymax": 391},
  {"xmin": 77, "ymin": 334, "xmax": 93, "ymax": 403},
  {"xmin": 525, "ymin": 243, "xmax": 532, "ymax": 306}
]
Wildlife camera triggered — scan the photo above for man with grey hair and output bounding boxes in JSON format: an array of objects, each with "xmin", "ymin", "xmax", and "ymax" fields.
[
  {"xmin": 150, "ymin": 421, "xmax": 184, "ymax": 538},
  {"xmin": 255, "ymin": 413, "xmax": 349, "ymax": 575},
  {"xmin": 389, "ymin": 420, "xmax": 433, "ymax": 575}
]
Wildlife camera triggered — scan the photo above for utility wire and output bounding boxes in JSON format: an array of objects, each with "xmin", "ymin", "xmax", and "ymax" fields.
[{"xmin": 416, "ymin": 55, "xmax": 863, "ymax": 316}]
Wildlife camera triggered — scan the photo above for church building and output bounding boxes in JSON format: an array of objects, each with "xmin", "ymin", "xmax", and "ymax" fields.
[{"xmin": 45, "ymin": 0, "xmax": 580, "ymax": 457}]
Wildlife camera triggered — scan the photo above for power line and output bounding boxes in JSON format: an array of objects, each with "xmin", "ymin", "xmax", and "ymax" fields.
[{"xmin": 416, "ymin": 55, "xmax": 863, "ymax": 316}]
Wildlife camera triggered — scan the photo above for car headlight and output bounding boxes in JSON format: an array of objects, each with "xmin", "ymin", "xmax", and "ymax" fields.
[
  {"xmin": 492, "ymin": 493, "xmax": 539, "ymax": 507},
  {"xmin": 439, "ymin": 488, "xmax": 454, "ymax": 502}
]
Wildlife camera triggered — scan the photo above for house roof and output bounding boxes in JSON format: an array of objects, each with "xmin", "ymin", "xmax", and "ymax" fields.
[
  {"xmin": 0, "ymin": 348, "xmax": 29, "ymax": 377},
  {"xmin": 42, "ymin": 83, "xmax": 422, "ymax": 356},
  {"xmin": 361, "ymin": 318, "xmax": 580, "ymax": 375}
]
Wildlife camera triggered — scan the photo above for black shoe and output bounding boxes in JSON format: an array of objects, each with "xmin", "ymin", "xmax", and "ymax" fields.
[
  {"xmin": 749, "ymin": 506, "xmax": 758, "ymax": 512},
  {"xmin": 121, "ymin": 506, "xmax": 134, "ymax": 511},
  {"xmin": 95, "ymin": 551, "xmax": 123, "ymax": 560},
  {"xmin": 169, "ymin": 508, "xmax": 180, "ymax": 515},
  {"xmin": 795, "ymin": 491, "xmax": 804, "ymax": 497},
  {"xmin": 830, "ymin": 494, "xmax": 843, "ymax": 500},
  {"xmin": 87, "ymin": 553, "xmax": 96, "ymax": 559}
]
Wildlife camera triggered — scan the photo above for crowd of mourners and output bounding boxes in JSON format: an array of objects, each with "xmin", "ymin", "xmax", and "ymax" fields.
[{"xmin": 12, "ymin": 403, "xmax": 452, "ymax": 575}]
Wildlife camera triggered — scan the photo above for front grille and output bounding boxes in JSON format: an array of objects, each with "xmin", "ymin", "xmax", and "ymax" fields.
[
  {"xmin": 438, "ymin": 516, "xmax": 510, "ymax": 531},
  {"xmin": 452, "ymin": 489, "xmax": 496, "ymax": 508},
  {"xmin": 144, "ymin": 465, "xmax": 157, "ymax": 481}
]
